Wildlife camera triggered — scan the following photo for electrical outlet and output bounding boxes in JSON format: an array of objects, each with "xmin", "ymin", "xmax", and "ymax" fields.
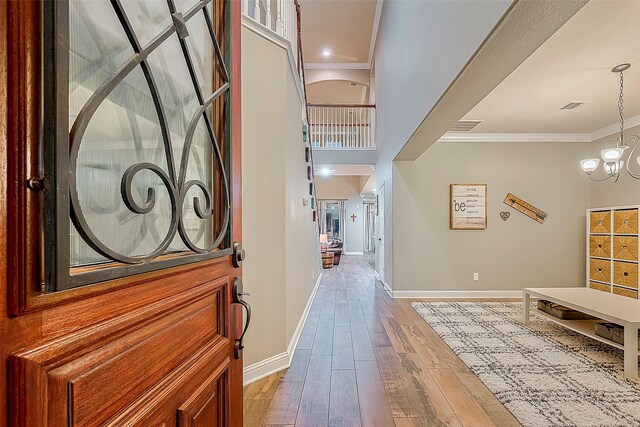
[{"xmin": 473, "ymin": 273, "xmax": 479, "ymax": 281}]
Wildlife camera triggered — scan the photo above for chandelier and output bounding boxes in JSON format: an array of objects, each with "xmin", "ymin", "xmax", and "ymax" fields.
[{"xmin": 580, "ymin": 63, "xmax": 640, "ymax": 182}]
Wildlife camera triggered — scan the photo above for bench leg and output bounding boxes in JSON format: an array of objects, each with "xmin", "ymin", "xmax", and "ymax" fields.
[
  {"xmin": 624, "ymin": 326, "xmax": 638, "ymax": 379},
  {"xmin": 522, "ymin": 292, "xmax": 530, "ymax": 326}
]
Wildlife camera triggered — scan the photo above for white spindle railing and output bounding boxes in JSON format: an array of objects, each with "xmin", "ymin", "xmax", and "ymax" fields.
[
  {"xmin": 245, "ymin": 0, "xmax": 300, "ymax": 80},
  {"xmin": 308, "ymin": 105, "xmax": 376, "ymax": 149},
  {"xmin": 247, "ymin": 0, "xmax": 295, "ymax": 44}
]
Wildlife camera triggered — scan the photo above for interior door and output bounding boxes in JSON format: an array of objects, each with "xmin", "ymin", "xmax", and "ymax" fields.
[
  {"xmin": 377, "ymin": 183, "xmax": 385, "ymax": 283},
  {"xmin": 0, "ymin": 0, "xmax": 245, "ymax": 425}
]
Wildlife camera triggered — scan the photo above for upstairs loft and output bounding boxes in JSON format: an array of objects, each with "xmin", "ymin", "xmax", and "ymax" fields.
[
  {"xmin": 308, "ymin": 103, "xmax": 376, "ymax": 150},
  {"xmin": 308, "ymin": 103, "xmax": 376, "ymax": 165}
]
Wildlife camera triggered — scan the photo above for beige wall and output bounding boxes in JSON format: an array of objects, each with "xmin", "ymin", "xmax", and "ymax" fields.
[
  {"xmin": 283, "ymin": 69, "xmax": 322, "ymax": 343},
  {"xmin": 590, "ymin": 124, "xmax": 640, "ymax": 207},
  {"xmin": 316, "ymin": 175, "xmax": 362, "ymax": 199},
  {"xmin": 242, "ymin": 28, "xmax": 321, "ymax": 368},
  {"xmin": 393, "ymin": 141, "xmax": 592, "ymax": 292},
  {"xmin": 373, "ymin": 0, "xmax": 512, "ymax": 289}
]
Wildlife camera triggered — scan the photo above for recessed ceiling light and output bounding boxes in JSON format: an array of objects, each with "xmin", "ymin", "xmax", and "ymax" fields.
[{"xmin": 322, "ymin": 50, "xmax": 331, "ymax": 57}]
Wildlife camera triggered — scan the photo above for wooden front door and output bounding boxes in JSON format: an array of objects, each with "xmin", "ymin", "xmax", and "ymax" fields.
[{"xmin": 0, "ymin": 0, "xmax": 245, "ymax": 425}]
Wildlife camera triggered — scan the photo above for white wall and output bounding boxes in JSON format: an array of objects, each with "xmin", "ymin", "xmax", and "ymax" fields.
[
  {"xmin": 374, "ymin": 0, "xmax": 512, "ymax": 289},
  {"xmin": 393, "ymin": 141, "xmax": 592, "ymax": 293},
  {"xmin": 242, "ymin": 27, "xmax": 321, "ymax": 370},
  {"xmin": 315, "ymin": 175, "xmax": 366, "ymax": 253}
]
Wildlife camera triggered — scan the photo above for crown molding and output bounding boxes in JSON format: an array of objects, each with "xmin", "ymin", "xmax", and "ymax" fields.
[
  {"xmin": 438, "ymin": 132, "xmax": 591, "ymax": 143},
  {"xmin": 368, "ymin": 0, "xmax": 384, "ymax": 67},
  {"xmin": 305, "ymin": 62, "xmax": 371, "ymax": 70},
  {"xmin": 438, "ymin": 113, "xmax": 640, "ymax": 144},
  {"xmin": 589, "ymin": 113, "xmax": 640, "ymax": 141}
]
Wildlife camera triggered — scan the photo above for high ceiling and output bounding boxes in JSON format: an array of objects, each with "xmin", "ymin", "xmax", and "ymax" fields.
[
  {"xmin": 300, "ymin": 0, "xmax": 381, "ymax": 66},
  {"xmin": 460, "ymin": 0, "xmax": 640, "ymax": 135}
]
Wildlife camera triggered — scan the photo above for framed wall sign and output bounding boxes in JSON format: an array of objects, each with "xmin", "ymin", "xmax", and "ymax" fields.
[{"xmin": 450, "ymin": 184, "xmax": 487, "ymax": 230}]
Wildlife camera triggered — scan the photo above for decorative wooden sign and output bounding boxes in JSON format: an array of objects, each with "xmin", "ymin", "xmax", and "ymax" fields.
[
  {"xmin": 503, "ymin": 193, "xmax": 547, "ymax": 224},
  {"xmin": 450, "ymin": 184, "xmax": 487, "ymax": 230}
]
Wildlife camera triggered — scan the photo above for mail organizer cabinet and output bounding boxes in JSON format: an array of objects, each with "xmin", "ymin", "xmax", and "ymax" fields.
[{"xmin": 587, "ymin": 206, "xmax": 640, "ymax": 298}]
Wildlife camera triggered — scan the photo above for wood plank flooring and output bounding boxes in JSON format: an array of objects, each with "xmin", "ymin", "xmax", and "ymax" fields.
[{"xmin": 243, "ymin": 255, "xmax": 521, "ymax": 427}]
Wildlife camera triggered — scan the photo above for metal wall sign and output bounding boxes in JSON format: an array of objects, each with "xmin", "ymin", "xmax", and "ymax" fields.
[{"xmin": 39, "ymin": 0, "xmax": 232, "ymax": 291}]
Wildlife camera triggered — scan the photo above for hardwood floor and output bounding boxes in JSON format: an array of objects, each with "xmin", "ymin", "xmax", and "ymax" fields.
[{"xmin": 243, "ymin": 255, "xmax": 521, "ymax": 427}]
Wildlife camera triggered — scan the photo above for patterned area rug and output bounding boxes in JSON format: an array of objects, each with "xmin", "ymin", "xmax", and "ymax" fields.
[{"xmin": 412, "ymin": 301, "xmax": 640, "ymax": 427}]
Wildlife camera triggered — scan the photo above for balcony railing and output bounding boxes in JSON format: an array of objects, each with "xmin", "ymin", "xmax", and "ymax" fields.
[
  {"xmin": 243, "ymin": 0, "xmax": 298, "ymax": 62},
  {"xmin": 308, "ymin": 104, "xmax": 376, "ymax": 149}
]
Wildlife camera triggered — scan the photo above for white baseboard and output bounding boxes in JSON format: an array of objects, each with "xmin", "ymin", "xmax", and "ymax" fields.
[
  {"xmin": 373, "ymin": 271, "xmax": 393, "ymax": 296},
  {"xmin": 382, "ymin": 282, "xmax": 392, "ymax": 296},
  {"xmin": 392, "ymin": 290, "xmax": 522, "ymax": 299},
  {"xmin": 242, "ymin": 352, "xmax": 290, "ymax": 386},
  {"xmin": 243, "ymin": 272, "xmax": 323, "ymax": 386},
  {"xmin": 344, "ymin": 251, "xmax": 364, "ymax": 255},
  {"xmin": 286, "ymin": 272, "xmax": 323, "ymax": 357}
]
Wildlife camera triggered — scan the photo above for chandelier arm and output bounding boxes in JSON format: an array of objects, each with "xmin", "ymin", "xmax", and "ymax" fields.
[
  {"xmin": 624, "ymin": 136, "xmax": 640, "ymax": 179},
  {"xmin": 586, "ymin": 172, "xmax": 615, "ymax": 182},
  {"xmin": 612, "ymin": 171, "xmax": 621, "ymax": 183}
]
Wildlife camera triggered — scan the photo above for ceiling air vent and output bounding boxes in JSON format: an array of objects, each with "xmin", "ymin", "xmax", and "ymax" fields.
[
  {"xmin": 560, "ymin": 102, "xmax": 587, "ymax": 110},
  {"xmin": 449, "ymin": 120, "xmax": 482, "ymax": 132}
]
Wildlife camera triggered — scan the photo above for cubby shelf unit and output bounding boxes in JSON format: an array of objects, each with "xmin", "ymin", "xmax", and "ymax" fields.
[{"xmin": 587, "ymin": 206, "xmax": 640, "ymax": 299}]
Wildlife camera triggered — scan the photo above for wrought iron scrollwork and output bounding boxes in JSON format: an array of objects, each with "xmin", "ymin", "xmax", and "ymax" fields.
[{"xmin": 68, "ymin": 0, "xmax": 230, "ymax": 265}]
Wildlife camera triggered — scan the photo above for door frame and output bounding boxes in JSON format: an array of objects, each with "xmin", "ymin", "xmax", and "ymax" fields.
[
  {"xmin": 376, "ymin": 182, "xmax": 385, "ymax": 284},
  {"xmin": 0, "ymin": 0, "xmax": 245, "ymax": 424}
]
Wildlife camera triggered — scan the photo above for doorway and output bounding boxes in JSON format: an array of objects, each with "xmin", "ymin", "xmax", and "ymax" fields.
[{"xmin": 319, "ymin": 200, "xmax": 346, "ymax": 242}]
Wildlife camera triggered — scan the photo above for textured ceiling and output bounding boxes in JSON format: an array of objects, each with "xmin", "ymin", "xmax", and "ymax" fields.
[{"xmin": 462, "ymin": 1, "xmax": 640, "ymax": 134}]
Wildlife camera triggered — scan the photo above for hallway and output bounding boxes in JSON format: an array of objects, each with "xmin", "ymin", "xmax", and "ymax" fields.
[{"xmin": 243, "ymin": 256, "xmax": 521, "ymax": 427}]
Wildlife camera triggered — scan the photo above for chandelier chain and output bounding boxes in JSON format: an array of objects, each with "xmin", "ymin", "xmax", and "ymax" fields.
[{"xmin": 619, "ymin": 70, "xmax": 625, "ymax": 142}]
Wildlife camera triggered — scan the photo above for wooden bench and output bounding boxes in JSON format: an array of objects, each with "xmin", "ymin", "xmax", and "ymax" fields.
[{"xmin": 523, "ymin": 287, "xmax": 640, "ymax": 379}]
